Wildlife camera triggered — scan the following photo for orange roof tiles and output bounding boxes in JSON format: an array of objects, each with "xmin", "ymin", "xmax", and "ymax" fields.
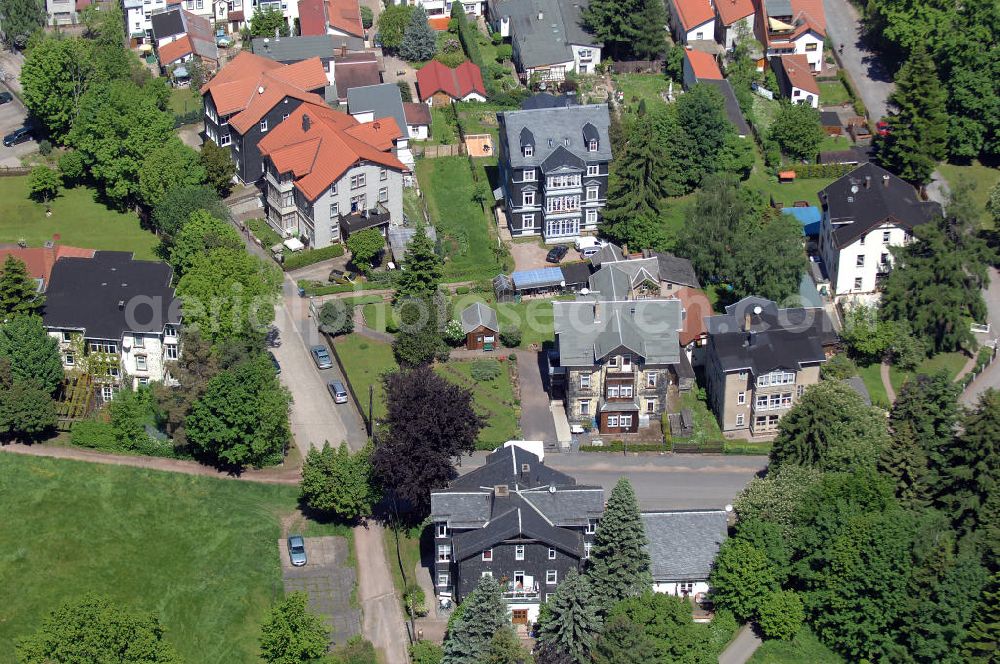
[
  {"xmin": 416, "ymin": 60, "xmax": 486, "ymax": 101},
  {"xmin": 791, "ymin": 0, "xmax": 825, "ymax": 33},
  {"xmin": 298, "ymin": 0, "xmax": 364, "ymax": 37},
  {"xmin": 715, "ymin": 0, "xmax": 754, "ymax": 25},
  {"xmin": 777, "ymin": 53, "xmax": 819, "ymax": 94},
  {"xmin": 158, "ymin": 35, "xmax": 193, "ymax": 65},
  {"xmin": 673, "ymin": 0, "xmax": 715, "ymax": 31},
  {"xmin": 298, "ymin": 0, "xmax": 328, "ymax": 36},
  {"xmin": 674, "ymin": 287, "xmax": 712, "ymax": 346},
  {"xmin": 202, "ymin": 52, "xmax": 328, "ymax": 133},
  {"xmin": 685, "ymin": 48, "xmax": 723, "ymax": 79},
  {"xmin": 0, "ymin": 244, "xmax": 96, "ymax": 287},
  {"xmin": 428, "ymin": 16, "xmax": 451, "ymax": 30},
  {"xmin": 257, "ymin": 103, "xmax": 405, "ymax": 201}
]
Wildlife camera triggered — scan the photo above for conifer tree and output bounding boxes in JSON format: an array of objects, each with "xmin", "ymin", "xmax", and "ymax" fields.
[
  {"xmin": 442, "ymin": 575, "xmax": 508, "ymax": 664},
  {"xmin": 962, "ymin": 570, "xmax": 1000, "ymax": 663},
  {"xmin": 877, "ymin": 43, "xmax": 948, "ymax": 185},
  {"xmin": 395, "ymin": 223, "xmax": 442, "ymax": 301},
  {"xmin": 586, "ymin": 478, "xmax": 653, "ymax": 607},
  {"xmin": 632, "ymin": 0, "xmax": 667, "ymax": 60},
  {"xmin": 399, "ymin": 5, "xmax": 437, "ymax": 62},
  {"xmin": 537, "ymin": 570, "xmax": 603, "ymax": 663},
  {"xmin": 582, "ymin": 0, "xmax": 642, "ymax": 59},
  {"xmin": 878, "ymin": 420, "xmax": 930, "ymax": 509},
  {"xmin": 0, "ymin": 255, "xmax": 44, "ymax": 319}
]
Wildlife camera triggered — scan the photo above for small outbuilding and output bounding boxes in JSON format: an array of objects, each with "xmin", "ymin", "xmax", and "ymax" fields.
[{"xmin": 460, "ymin": 302, "xmax": 499, "ymax": 351}]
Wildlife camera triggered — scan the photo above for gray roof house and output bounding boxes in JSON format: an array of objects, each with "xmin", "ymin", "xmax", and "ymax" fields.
[
  {"xmin": 346, "ymin": 83, "xmax": 408, "ymax": 139},
  {"xmin": 487, "ymin": 0, "xmax": 602, "ymax": 78},
  {"xmin": 387, "ymin": 226, "xmax": 437, "ymax": 263},
  {"xmin": 251, "ymin": 35, "xmax": 365, "ymax": 62},
  {"xmin": 460, "ymin": 302, "xmax": 499, "ymax": 335},
  {"xmin": 642, "ymin": 511, "xmax": 728, "ymax": 591}
]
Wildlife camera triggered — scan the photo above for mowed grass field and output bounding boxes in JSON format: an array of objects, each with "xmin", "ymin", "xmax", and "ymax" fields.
[
  {"xmin": 0, "ymin": 454, "xmax": 305, "ymax": 663},
  {"xmin": 0, "ymin": 177, "xmax": 158, "ymax": 259}
]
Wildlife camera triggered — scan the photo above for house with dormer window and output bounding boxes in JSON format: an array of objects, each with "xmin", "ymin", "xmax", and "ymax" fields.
[{"xmin": 497, "ymin": 104, "xmax": 611, "ymax": 242}]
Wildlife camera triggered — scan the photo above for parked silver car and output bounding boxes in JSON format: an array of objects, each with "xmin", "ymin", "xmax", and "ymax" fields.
[
  {"xmin": 327, "ymin": 380, "xmax": 349, "ymax": 404},
  {"xmin": 310, "ymin": 345, "xmax": 333, "ymax": 370},
  {"xmin": 287, "ymin": 535, "xmax": 307, "ymax": 566}
]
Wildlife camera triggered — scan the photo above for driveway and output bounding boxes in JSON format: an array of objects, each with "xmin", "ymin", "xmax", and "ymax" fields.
[
  {"xmin": 718, "ymin": 624, "xmax": 763, "ymax": 664},
  {"xmin": 515, "ymin": 350, "xmax": 558, "ymax": 442},
  {"xmin": 280, "ymin": 536, "xmax": 362, "ymax": 646},
  {"xmin": 822, "ymin": 0, "xmax": 893, "ymax": 122},
  {"xmin": 0, "ymin": 82, "xmax": 37, "ymax": 167},
  {"xmin": 354, "ymin": 524, "xmax": 410, "ymax": 664},
  {"xmin": 509, "ymin": 239, "xmax": 552, "ymax": 271},
  {"xmin": 961, "ymin": 266, "xmax": 1000, "ymax": 406}
]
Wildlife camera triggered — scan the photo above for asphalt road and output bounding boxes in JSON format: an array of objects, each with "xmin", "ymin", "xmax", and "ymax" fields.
[
  {"xmin": 0, "ymin": 81, "xmax": 37, "ymax": 167},
  {"xmin": 459, "ymin": 451, "xmax": 768, "ymax": 511},
  {"xmin": 822, "ymin": 0, "xmax": 893, "ymax": 123}
]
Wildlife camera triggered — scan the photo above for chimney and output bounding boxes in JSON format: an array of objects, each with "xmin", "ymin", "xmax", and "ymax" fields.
[
  {"xmin": 621, "ymin": 243, "xmax": 628, "ymax": 258},
  {"xmin": 520, "ymin": 463, "xmax": 530, "ymax": 484},
  {"xmin": 865, "ymin": 175, "xmax": 871, "ymax": 189},
  {"xmin": 537, "ymin": 10, "xmax": 543, "ymax": 19},
  {"xmin": 494, "ymin": 484, "xmax": 509, "ymax": 497},
  {"xmin": 340, "ymin": 44, "xmax": 347, "ymax": 56},
  {"xmin": 593, "ymin": 302, "xmax": 601, "ymax": 323},
  {"xmin": 882, "ymin": 174, "xmax": 890, "ymax": 187},
  {"xmin": 118, "ymin": 300, "xmax": 125, "ymax": 310},
  {"xmin": 743, "ymin": 312, "xmax": 752, "ymax": 332},
  {"xmin": 302, "ymin": 114, "xmax": 311, "ymax": 131}
]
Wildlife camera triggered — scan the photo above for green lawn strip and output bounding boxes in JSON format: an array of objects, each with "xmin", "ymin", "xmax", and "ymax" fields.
[
  {"xmin": 435, "ymin": 361, "xmax": 520, "ymax": 448},
  {"xmin": 429, "ymin": 107, "xmax": 458, "ymax": 145},
  {"xmin": 455, "ymin": 101, "xmax": 504, "ymax": 143},
  {"xmin": 613, "ymin": 73, "xmax": 671, "ymax": 113},
  {"xmin": 937, "ymin": 160, "xmax": 1000, "ymax": 228},
  {"xmin": 748, "ymin": 626, "xmax": 845, "ymax": 663},
  {"xmin": 0, "ymin": 454, "xmax": 341, "ymax": 664},
  {"xmin": 889, "ymin": 351, "xmax": 970, "ymax": 393},
  {"xmin": 0, "ymin": 178, "xmax": 158, "ymax": 259},
  {"xmin": 415, "ymin": 156, "xmax": 502, "ymax": 282},
  {"xmin": 403, "ymin": 186, "xmax": 427, "ymax": 226},
  {"xmin": 383, "ymin": 525, "xmax": 424, "ymax": 612},
  {"xmin": 857, "ymin": 362, "xmax": 890, "ymax": 407},
  {"xmin": 747, "ymin": 158, "xmax": 836, "ymax": 207},
  {"xmin": 168, "ymin": 87, "xmax": 202, "ymax": 116},
  {"xmin": 817, "ymin": 133, "xmax": 853, "ymax": 153},
  {"xmin": 817, "ymin": 80, "xmax": 851, "ymax": 106},
  {"xmin": 332, "ymin": 334, "xmax": 397, "ymax": 422},
  {"xmin": 672, "ymin": 389, "xmax": 725, "ymax": 447}
]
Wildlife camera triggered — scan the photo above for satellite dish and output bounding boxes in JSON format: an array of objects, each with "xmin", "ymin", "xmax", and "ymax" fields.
[
  {"xmin": 560, "ymin": 280, "xmax": 566, "ymax": 287},
  {"xmin": 850, "ymin": 184, "xmax": 859, "ymax": 194},
  {"xmin": 753, "ymin": 305, "xmax": 762, "ymax": 315},
  {"xmin": 548, "ymin": 485, "xmax": 556, "ymax": 494},
  {"xmin": 724, "ymin": 504, "xmax": 733, "ymax": 513},
  {"xmin": 263, "ymin": 37, "xmax": 270, "ymax": 43},
  {"xmin": 257, "ymin": 85, "xmax": 265, "ymax": 94},
  {"xmin": 580, "ymin": 287, "xmax": 590, "ymax": 295}
]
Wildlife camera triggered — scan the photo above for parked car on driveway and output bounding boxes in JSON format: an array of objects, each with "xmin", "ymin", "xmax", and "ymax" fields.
[
  {"xmin": 546, "ymin": 245, "xmax": 568, "ymax": 264},
  {"xmin": 310, "ymin": 345, "xmax": 333, "ymax": 369},
  {"xmin": 0, "ymin": 92, "xmax": 13, "ymax": 105},
  {"xmin": 327, "ymin": 380, "xmax": 349, "ymax": 403},
  {"xmin": 287, "ymin": 535, "xmax": 307, "ymax": 566},
  {"xmin": 3, "ymin": 126, "xmax": 32, "ymax": 147}
]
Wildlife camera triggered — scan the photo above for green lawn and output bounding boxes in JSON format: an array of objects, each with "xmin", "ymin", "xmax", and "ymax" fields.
[
  {"xmin": 749, "ymin": 626, "xmax": 844, "ymax": 663},
  {"xmin": 0, "ymin": 178, "xmax": 158, "ymax": 259},
  {"xmin": 818, "ymin": 133, "xmax": 853, "ymax": 153},
  {"xmin": 455, "ymin": 101, "xmax": 505, "ymax": 144},
  {"xmin": 168, "ymin": 87, "xmax": 202, "ymax": 116},
  {"xmin": 0, "ymin": 454, "xmax": 346, "ymax": 663},
  {"xmin": 429, "ymin": 106, "xmax": 458, "ymax": 145},
  {"xmin": 937, "ymin": 160, "xmax": 1000, "ymax": 228},
  {"xmin": 857, "ymin": 362, "xmax": 890, "ymax": 407},
  {"xmin": 383, "ymin": 525, "xmax": 425, "ymax": 614},
  {"xmin": 672, "ymin": 388, "xmax": 726, "ymax": 447},
  {"xmin": 332, "ymin": 333, "xmax": 397, "ymax": 422},
  {"xmin": 746, "ymin": 147, "xmax": 835, "ymax": 207},
  {"xmin": 614, "ymin": 73, "xmax": 672, "ymax": 113},
  {"xmin": 817, "ymin": 79, "xmax": 851, "ymax": 106},
  {"xmin": 661, "ymin": 193, "xmax": 696, "ymax": 247},
  {"xmin": 403, "ymin": 186, "xmax": 427, "ymax": 226},
  {"xmin": 857, "ymin": 351, "xmax": 968, "ymax": 408},
  {"xmin": 415, "ymin": 156, "xmax": 503, "ymax": 282},
  {"xmin": 437, "ymin": 359, "xmax": 520, "ymax": 448}
]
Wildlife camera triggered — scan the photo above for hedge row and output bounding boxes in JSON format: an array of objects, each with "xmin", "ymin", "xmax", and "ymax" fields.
[
  {"xmin": 283, "ymin": 243, "xmax": 345, "ymax": 271},
  {"xmin": 300, "ymin": 282, "xmax": 362, "ymax": 296},
  {"xmin": 580, "ymin": 442, "xmax": 670, "ymax": 453},
  {"xmin": 790, "ymin": 162, "xmax": 855, "ymax": 179}
]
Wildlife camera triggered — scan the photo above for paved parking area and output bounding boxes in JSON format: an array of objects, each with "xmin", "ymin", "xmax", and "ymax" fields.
[
  {"xmin": 0, "ymin": 83, "xmax": 37, "ymax": 167},
  {"xmin": 280, "ymin": 536, "xmax": 362, "ymax": 645}
]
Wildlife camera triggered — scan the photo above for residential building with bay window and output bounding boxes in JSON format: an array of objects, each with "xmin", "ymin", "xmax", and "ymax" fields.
[
  {"xmin": 256, "ymin": 102, "xmax": 406, "ymax": 248},
  {"xmin": 42, "ymin": 252, "xmax": 182, "ymax": 401},
  {"xmin": 430, "ymin": 444, "xmax": 604, "ymax": 625},
  {"xmin": 497, "ymin": 104, "xmax": 612, "ymax": 242},
  {"xmin": 704, "ymin": 296, "xmax": 836, "ymax": 437}
]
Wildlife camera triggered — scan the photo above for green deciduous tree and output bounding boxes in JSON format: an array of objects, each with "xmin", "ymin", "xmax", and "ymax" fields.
[
  {"xmin": 592, "ymin": 615, "xmax": 657, "ymax": 664},
  {"xmin": 677, "ymin": 174, "xmax": 745, "ymax": 284},
  {"xmin": 0, "ymin": 254, "xmax": 44, "ymax": 318},
  {"xmin": 768, "ymin": 102, "xmax": 824, "ymax": 161},
  {"xmin": 881, "ymin": 181, "xmax": 995, "ymax": 353},
  {"xmin": 756, "ymin": 589, "xmax": 804, "ymax": 641},
  {"xmin": 152, "ymin": 184, "xmax": 230, "ymax": 239},
  {"xmin": 138, "ymin": 138, "xmax": 206, "ymax": 209},
  {"xmin": 400, "ymin": 5, "xmax": 437, "ymax": 62},
  {"xmin": 58, "ymin": 150, "xmax": 86, "ymax": 186},
  {"xmin": 317, "ymin": 299, "xmax": 355, "ymax": 336},
  {"xmin": 442, "ymin": 575, "xmax": 508, "ymax": 664},
  {"xmin": 151, "ymin": 330, "xmax": 221, "ymax": 445},
  {"xmin": 250, "ymin": 6, "xmax": 290, "ymax": 37},
  {"xmin": 0, "ymin": 315, "xmax": 62, "ymax": 394},
  {"xmin": 300, "ymin": 442, "xmax": 379, "ymax": 521},
  {"xmin": 537, "ymin": 570, "xmax": 603, "ymax": 663},
  {"xmin": 731, "ymin": 209, "xmax": 808, "ymax": 303},
  {"xmin": 200, "ymin": 138, "xmax": 235, "ymax": 197},
  {"xmin": 395, "ymin": 223, "xmax": 442, "ymax": 300},
  {"xmin": 185, "ymin": 354, "xmax": 291, "ymax": 468},
  {"xmin": 733, "ymin": 464, "xmax": 822, "ymax": 536},
  {"xmin": 347, "ymin": 228, "xmax": 385, "ymax": 269},
  {"xmin": 586, "ymin": 478, "xmax": 653, "ymax": 608},
  {"xmin": 108, "ymin": 387, "xmax": 153, "ymax": 451},
  {"xmin": 410, "ymin": 640, "xmax": 444, "ymax": 664},
  {"xmin": 68, "ymin": 80, "xmax": 174, "ymax": 208},
  {"xmin": 876, "ymin": 44, "xmax": 948, "ymax": 185},
  {"xmin": 608, "ymin": 592, "xmax": 714, "ymax": 663},
  {"xmin": 15, "ymin": 594, "xmax": 180, "ymax": 663},
  {"xmin": 259, "ymin": 592, "xmax": 330, "ymax": 664},
  {"xmin": 0, "ymin": 0, "xmax": 45, "ymax": 48},
  {"xmin": 709, "ymin": 539, "xmax": 778, "ymax": 622},
  {"xmin": 168, "ymin": 209, "xmax": 244, "ymax": 277},
  {"xmin": 360, "ymin": 5, "xmax": 373, "ymax": 28},
  {"xmin": 27, "ymin": 165, "xmax": 60, "ymax": 203},
  {"xmin": 769, "ymin": 379, "xmax": 890, "ymax": 473},
  {"xmin": 176, "ymin": 247, "xmax": 282, "ymax": 345},
  {"xmin": 20, "ymin": 37, "xmax": 95, "ymax": 141},
  {"xmin": 377, "ymin": 5, "xmax": 414, "ymax": 50},
  {"xmin": 674, "ymin": 84, "xmax": 732, "ymax": 189}
]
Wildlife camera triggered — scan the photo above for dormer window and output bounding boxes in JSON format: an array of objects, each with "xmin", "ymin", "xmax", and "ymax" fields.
[
  {"xmin": 588, "ymin": 139, "xmax": 598, "ymax": 152},
  {"xmin": 523, "ymin": 145, "xmax": 533, "ymax": 157}
]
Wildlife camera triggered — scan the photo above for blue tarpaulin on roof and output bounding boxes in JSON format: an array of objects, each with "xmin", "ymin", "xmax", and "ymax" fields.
[
  {"xmin": 512, "ymin": 267, "xmax": 564, "ymax": 290},
  {"xmin": 783, "ymin": 206, "xmax": 822, "ymax": 236}
]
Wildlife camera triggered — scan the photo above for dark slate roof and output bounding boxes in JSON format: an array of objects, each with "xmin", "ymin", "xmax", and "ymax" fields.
[
  {"xmin": 521, "ymin": 92, "xmax": 578, "ymax": 110},
  {"xmin": 452, "ymin": 493, "xmax": 584, "ymax": 559},
  {"xmin": 541, "ymin": 144, "xmax": 586, "ymax": 172},
  {"xmin": 819, "ymin": 110, "xmax": 841, "ymax": 128},
  {"xmin": 489, "ymin": 0, "xmax": 599, "ymax": 68},
  {"xmin": 588, "ymin": 242, "xmax": 624, "ymax": 267},
  {"xmin": 642, "ymin": 511, "xmax": 728, "ymax": 582},
  {"xmin": 705, "ymin": 296, "xmax": 834, "ymax": 374},
  {"xmin": 843, "ymin": 375, "xmax": 871, "ymax": 405},
  {"xmin": 43, "ymin": 251, "xmax": 180, "ymax": 340},
  {"xmin": 449, "ymin": 445, "xmax": 576, "ymax": 490},
  {"xmin": 818, "ymin": 145, "xmax": 870, "ymax": 165},
  {"xmin": 520, "ymin": 485, "xmax": 604, "ymax": 526},
  {"xmin": 252, "ymin": 35, "xmax": 365, "ymax": 62},
  {"xmin": 651, "ymin": 252, "xmax": 700, "ymax": 288},
  {"xmin": 699, "ymin": 79, "xmax": 751, "ymax": 138},
  {"xmin": 553, "ymin": 298, "xmax": 683, "ymax": 367},
  {"xmin": 818, "ymin": 162, "xmax": 942, "ymax": 249},
  {"xmin": 460, "ymin": 302, "xmax": 499, "ymax": 334},
  {"xmin": 559, "ymin": 261, "xmax": 592, "ymax": 287},
  {"xmin": 500, "ymin": 104, "xmax": 611, "ymax": 170},
  {"xmin": 151, "ymin": 7, "xmax": 184, "ymax": 40},
  {"xmin": 346, "ymin": 83, "xmax": 407, "ymax": 137}
]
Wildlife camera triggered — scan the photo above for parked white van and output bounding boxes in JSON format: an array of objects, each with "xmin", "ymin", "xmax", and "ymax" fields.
[{"xmin": 574, "ymin": 236, "xmax": 606, "ymax": 251}]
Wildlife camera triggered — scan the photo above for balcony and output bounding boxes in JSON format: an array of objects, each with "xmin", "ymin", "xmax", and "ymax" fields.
[
  {"xmin": 502, "ymin": 581, "xmax": 540, "ymax": 601},
  {"xmin": 340, "ymin": 202, "xmax": 391, "ymax": 238}
]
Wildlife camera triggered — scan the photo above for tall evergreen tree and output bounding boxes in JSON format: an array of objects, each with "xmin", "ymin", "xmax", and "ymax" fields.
[
  {"xmin": 586, "ymin": 478, "xmax": 653, "ymax": 607},
  {"xmin": 876, "ymin": 44, "xmax": 948, "ymax": 185},
  {"xmin": 0, "ymin": 255, "xmax": 44, "ymax": 318},
  {"xmin": 395, "ymin": 223, "xmax": 442, "ymax": 301},
  {"xmin": 399, "ymin": 5, "xmax": 437, "ymax": 62},
  {"xmin": 599, "ymin": 113, "xmax": 669, "ymax": 250},
  {"xmin": 962, "ymin": 570, "xmax": 1000, "ymax": 663},
  {"xmin": 0, "ymin": 315, "xmax": 64, "ymax": 395},
  {"xmin": 0, "ymin": 0, "xmax": 45, "ymax": 48},
  {"xmin": 878, "ymin": 420, "xmax": 930, "ymax": 508},
  {"xmin": 632, "ymin": 0, "xmax": 667, "ymax": 60},
  {"xmin": 442, "ymin": 575, "xmax": 508, "ymax": 664},
  {"xmin": 674, "ymin": 84, "xmax": 732, "ymax": 189},
  {"xmin": 677, "ymin": 174, "xmax": 746, "ymax": 284},
  {"xmin": 937, "ymin": 389, "xmax": 1000, "ymax": 535},
  {"xmin": 582, "ymin": 0, "xmax": 642, "ymax": 59},
  {"xmin": 881, "ymin": 182, "xmax": 995, "ymax": 353},
  {"xmin": 537, "ymin": 570, "xmax": 603, "ymax": 663}
]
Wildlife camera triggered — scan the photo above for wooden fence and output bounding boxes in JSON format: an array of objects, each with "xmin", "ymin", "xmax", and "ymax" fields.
[
  {"xmin": 611, "ymin": 60, "xmax": 664, "ymax": 74},
  {"xmin": 0, "ymin": 166, "xmax": 32, "ymax": 177},
  {"xmin": 417, "ymin": 143, "xmax": 466, "ymax": 159}
]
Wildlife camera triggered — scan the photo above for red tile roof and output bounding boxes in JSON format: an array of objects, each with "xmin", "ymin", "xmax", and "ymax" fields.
[
  {"xmin": 298, "ymin": 0, "xmax": 364, "ymax": 37},
  {"xmin": 776, "ymin": 53, "xmax": 819, "ymax": 94},
  {"xmin": 202, "ymin": 52, "xmax": 328, "ymax": 133},
  {"xmin": 257, "ymin": 103, "xmax": 405, "ymax": 201},
  {"xmin": 158, "ymin": 35, "xmax": 193, "ymax": 65},
  {"xmin": 674, "ymin": 287, "xmax": 712, "ymax": 346},
  {"xmin": 791, "ymin": 0, "xmax": 825, "ymax": 33},
  {"xmin": 297, "ymin": 0, "xmax": 328, "ymax": 36},
  {"xmin": 403, "ymin": 102, "xmax": 431, "ymax": 126},
  {"xmin": 416, "ymin": 60, "xmax": 486, "ymax": 101},
  {"xmin": 715, "ymin": 0, "xmax": 754, "ymax": 25},
  {"xmin": 0, "ymin": 244, "xmax": 96, "ymax": 288},
  {"xmin": 684, "ymin": 48, "xmax": 723, "ymax": 80},
  {"xmin": 672, "ymin": 0, "xmax": 715, "ymax": 31},
  {"xmin": 228, "ymin": 9, "xmax": 244, "ymax": 20}
]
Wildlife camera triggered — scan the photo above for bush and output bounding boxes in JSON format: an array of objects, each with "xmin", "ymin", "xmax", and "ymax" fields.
[
  {"xmin": 58, "ymin": 150, "xmax": 85, "ymax": 186},
  {"xmin": 821, "ymin": 354, "xmax": 857, "ymax": 380},
  {"xmin": 455, "ymin": 285, "xmax": 471, "ymax": 295},
  {"xmin": 709, "ymin": 609, "xmax": 739, "ymax": 654},
  {"xmin": 246, "ymin": 217, "xmax": 282, "ymax": 248},
  {"xmin": 495, "ymin": 44, "xmax": 512, "ymax": 62},
  {"xmin": 443, "ymin": 318, "xmax": 466, "ymax": 346},
  {"xmin": 70, "ymin": 419, "xmax": 117, "ymax": 451},
  {"xmin": 470, "ymin": 359, "xmax": 501, "ymax": 381},
  {"xmin": 580, "ymin": 441, "xmax": 668, "ymax": 453},
  {"xmin": 403, "ymin": 583, "xmax": 427, "ymax": 617},
  {"xmin": 283, "ymin": 243, "xmax": 346, "ymax": 270},
  {"xmin": 360, "ymin": 4, "xmax": 373, "ymax": 28},
  {"xmin": 410, "ymin": 640, "xmax": 444, "ymax": 664},
  {"xmin": 499, "ymin": 326, "xmax": 522, "ymax": 347},
  {"xmin": 397, "ymin": 80, "xmax": 413, "ymax": 103},
  {"xmin": 756, "ymin": 589, "xmax": 805, "ymax": 641},
  {"xmin": 38, "ymin": 139, "xmax": 52, "ymax": 156},
  {"xmin": 435, "ymin": 50, "xmax": 467, "ymax": 68}
]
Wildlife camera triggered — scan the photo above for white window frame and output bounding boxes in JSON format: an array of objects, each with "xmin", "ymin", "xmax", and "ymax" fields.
[
  {"xmin": 588, "ymin": 138, "xmax": 598, "ymax": 152},
  {"xmin": 620, "ymin": 414, "xmax": 633, "ymax": 428},
  {"xmin": 856, "ymin": 255, "xmax": 865, "ymax": 267},
  {"xmin": 580, "ymin": 373, "xmax": 590, "ymax": 389},
  {"xmin": 437, "ymin": 544, "xmax": 451, "ymax": 562},
  {"xmin": 546, "ymin": 570, "xmax": 558, "ymax": 585},
  {"xmin": 437, "ymin": 573, "xmax": 449, "ymax": 587},
  {"xmin": 586, "ymin": 519, "xmax": 597, "ymax": 534},
  {"xmin": 523, "ymin": 145, "xmax": 533, "ymax": 157},
  {"xmin": 164, "ymin": 325, "xmax": 177, "ymax": 338},
  {"xmin": 330, "ymin": 202, "xmax": 339, "ymax": 218},
  {"xmin": 133, "ymin": 334, "xmax": 144, "ymax": 349},
  {"xmin": 482, "ymin": 548, "xmax": 493, "ymax": 561},
  {"xmin": 585, "ymin": 209, "xmax": 598, "ymax": 224},
  {"xmin": 607, "ymin": 415, "xmax": 619, "ymax": 427},
  {"xmin": 522, "ymin": 191, "xmax": 536, "ymax": 206},
  {"xmin": 65, "ymin": 352, "xmax": 75, "ymax": 366},
  {"xmin": 522, "ymin": 213, "xmax": 535, "ymax": 228},
  {"xmin": 522, "ymin": 168, "xmax": 535, "ymax": 182},
  {"xmin": 883, "ymin": 230, "xmax": 891, "ymax": 243},
  {"xmin": 351, "ymin": 173, "xmax": 366, "ymax": 189},
  {"xmin": 736, "ymin": 413, "xmax": 745, "ymax": 426},
  {"xmin": 515, "ymin": 544, "xmax": 525, "ymax": 560},
  {"xmin": 586, "ymin": 164, "xmax": 599, "ymax": 176},
  {"xmin": 584, "ymin": 542, "xmax": 592, "ymax": 558},
  {"xmin": 548, "ymin": 547, "xmax": 556, "ymax": 560},
  {"xmin": 62, "ymin": 331, "xmax": 72, "ymax": 342},
  {"xmin": 165, "ymin": 344, "xmax": 178, "ymax": 360},
  {"xmin": 436, "ymin": 523, "xmax": 448, "ymax": 538},
  {"xmin": 330, "ymin": 182, "xmax": 338, "ymax": 195},
  {"xmin": 219, "ymin": 133, "xmax": 231, "ymax": 147},
  {"xmin": 646, "ymin": 398, "xmax": 655, "ymax": 413},
  {"xmin": 580, "ymin": 399, "xmax": 590, "ymax": 415},
  {"xmin": 260, "ymin": 118, "xmax": 268, "ymax": 132},
  {"xmin": 586, "ymin": 185, "xmax": 599, "ymax": 201},
  {"xmin": 101, "ymin": 386, "xmax": 114, "ymax": 401},
  {"xmin": 481, "ymin": 571, "xmax": 493, "ymax": 578},
  {"xmin": 646, "ymin": 372, "xmax": 657, "ymax": 387},
  {"xmin": 135, "ymin": 355, "xmax": 147, "ymax": 372},
  {"xmin": 737, "ymin": 392, "xmax": 746, "ymax": 405},
  {"xmin": 380, "ymin": 168, "xmax": 388, "ymax": 181},
  {"xmin": 854, "ymin": 277, "xmax": 864, "ymax": 290},
  {"xmin": 378, "ymin": 187, "xmax": 388, "ymax": 203}
]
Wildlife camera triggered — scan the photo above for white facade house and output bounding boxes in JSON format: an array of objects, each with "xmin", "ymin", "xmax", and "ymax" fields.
[
  {"xmin": 817, "ymin": 163, "xmax": 942, "ymax": 301},
  {"xmin": 487, "ymin": 0, "xmax": 601, "ymax": 80},
  {"xmin": 669, "ymin": 0, "xmax": 715, "ymax": 44},
  {"xmin": 388, "ymin": 0, "xmax": 485, "ymax": 16},
  {"xmin": 755, "ymin": 0, "xmax": 826, "ymax": 71},
  {"xmin": 642, "ymin": 511, "xmax": 728, "ymax": 603},
  {"xmin": 716, "ymin": 13, "xmax": 754, "ymax": 50}
]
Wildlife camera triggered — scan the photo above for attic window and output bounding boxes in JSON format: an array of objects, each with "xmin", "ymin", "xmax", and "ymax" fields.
[
  {"xmin": 563, "ymin": 138, "xmax": 570, "ymax": 146},
  {"xmin": 521, "ymin": 463, "xmax": 530, "ymax": 473},
  {"xmin": 588, "ymin": 138, "xmax": 598, "ymax": 152},
  {"xmin": 523, "ymin": 145, "xmax": 533, "ymax": 157},
  {"xmin": 495, "ymin": 485, "xmax": 509, "ymax": 497}
]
